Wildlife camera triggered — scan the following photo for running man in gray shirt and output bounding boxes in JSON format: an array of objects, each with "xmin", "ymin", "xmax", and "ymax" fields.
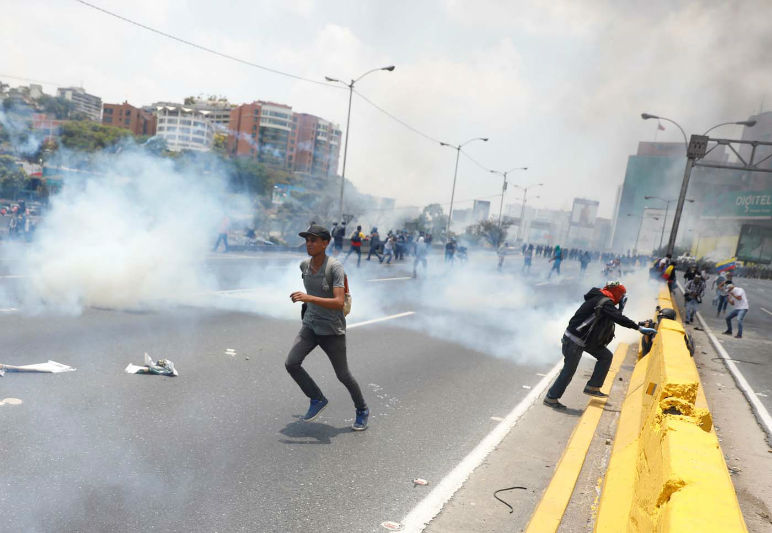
[{"xmin": 287, "ymin": 224, "xmax": 369, "ymax": 430}]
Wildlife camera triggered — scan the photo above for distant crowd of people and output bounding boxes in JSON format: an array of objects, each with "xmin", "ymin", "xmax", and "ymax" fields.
[{"xmin": 2, "ymin": 199, "xmax": 35, "ymax": 242}]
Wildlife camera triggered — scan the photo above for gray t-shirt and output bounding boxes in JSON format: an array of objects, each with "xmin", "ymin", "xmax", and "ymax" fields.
[{"xmin": 300, "ymin": 256, "xmax": 346, "ymax": 335}]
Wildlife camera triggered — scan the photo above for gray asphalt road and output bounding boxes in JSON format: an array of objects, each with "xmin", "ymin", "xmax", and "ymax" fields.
[
  {"xmin": 1, "ymin": 250, "xmax": 604, "ymax": 533},
  {"xmin": 685, "ymin": 275, "xmax": 772, "ymax": 415}
]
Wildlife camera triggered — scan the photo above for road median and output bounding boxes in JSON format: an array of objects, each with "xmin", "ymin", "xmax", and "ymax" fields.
[{"xmin": 595, "ymin": 287, "xmax": 747, "ymax": 532}]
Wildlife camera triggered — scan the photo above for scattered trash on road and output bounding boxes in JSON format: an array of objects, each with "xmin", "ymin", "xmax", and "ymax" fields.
[
  {"xmin": 125, "ymin": 353, "xmax": 178, "ymax": 376},
  {"xmin": 413, "ymin": 478, "xmax": 429, "ymax": 486},
  {"xmin": 522, "ymin": 385, "xmax": 531, "ymax": 389},
  {"xmin": 225, "ymin": 348, "xmax": 236, "ymax": 358},
  {"xmin": 0, "ymin": 398, "xmax": 23, "ymax": 406},
  {"xmin": 380, "ymin": 521, "xmax": 402, "ymax": 531},
  {"xmin": 0, "ymin": 360, "xmax": 76, "ymax": 377}
]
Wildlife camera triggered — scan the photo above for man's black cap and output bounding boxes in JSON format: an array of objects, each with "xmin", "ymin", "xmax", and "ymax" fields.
[{"xmin": 299, "ymin": 224, "xmax": 331, "ymax": 240}]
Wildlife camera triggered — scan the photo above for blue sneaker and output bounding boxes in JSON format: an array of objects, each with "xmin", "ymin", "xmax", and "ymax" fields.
[
  {"xmin": 302, "ymin": 398, "xmax": 328, "ymax": 421},
  {"xmin": 352, "ymin": 408, "xmax": 369, "ymax": 431}
]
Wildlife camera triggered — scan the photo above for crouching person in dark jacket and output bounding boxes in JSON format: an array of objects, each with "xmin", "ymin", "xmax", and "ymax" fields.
[{"xmin": 544, "ymin": 281, "xmax": 657, "ymax": 409}]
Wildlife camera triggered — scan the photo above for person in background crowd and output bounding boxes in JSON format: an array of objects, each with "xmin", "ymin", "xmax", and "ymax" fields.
[
  {"xmin": 579, "ymin": 250, "xmax": 591, "ymax": 274},
  {"xmin": 548, "ymin": 245, "xmax": 563, "ymax": 279},
  {"xmin": 712, "ymin": 271, "xmax": 729, "ymax": 317},
  {"xmin": 332, "ymin": 222, "xmax": 345, "ymax": 256},
  {"xmin": 683, "ymin": 273, "xmax": 705, "ymax": 324},
  {"xmin": 412, "ymin": 232, "xmax": 428, "ymax": 278},
  {"xmin": 367, "ymin": 227, "xmax": 383, "ymax": 262},
  {"xmin": 382, "ymin": 235, "xmax": 395, "ymax": 264},
  {"xmin": 212, "ymin": 214, "xmax": 230, "ymax": 253},
  {"xmin": 445, "ymin": 238, "xmax": 457, "ymax": 263},
  {"xmin": 683, "ymin": 265, "xmax": 697, "ymax": 283},
  {"xmin": 343, "ymin": 225, "xmax": 365, "ymax": 268},
  {"xmin": 497, "ymin": 241, "xmax": 509, "ymax": 271},
  {"xmin": 523, "ymin": 244, "xmax": 533, "ymax": 273},
  {"xmin": 723, "ymin": 283, "xmax": 749, "ymax": 339}
]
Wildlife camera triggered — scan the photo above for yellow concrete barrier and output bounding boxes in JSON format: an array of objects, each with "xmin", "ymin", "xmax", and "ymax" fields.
[{"xmin": 595, "ymin": 288, "xmax": 746, "ymax": 532}]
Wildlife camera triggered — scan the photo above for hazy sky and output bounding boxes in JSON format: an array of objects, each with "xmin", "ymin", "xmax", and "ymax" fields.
[{"xmin": 3, "ymin": 0, "xmax": 771, "ymax": 216}]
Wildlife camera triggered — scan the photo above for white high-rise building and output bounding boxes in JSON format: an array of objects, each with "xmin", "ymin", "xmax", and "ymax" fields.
[{"xmin": 154, "ymin": 105, "xmax": 215, "ymax": 152}]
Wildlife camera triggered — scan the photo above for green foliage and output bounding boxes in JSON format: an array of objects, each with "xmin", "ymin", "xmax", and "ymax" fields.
[
  {"xmin": 59, "ymin": 121, "xmax": 133, "ymax": 152},
  {"xmin": 404, "ymin": 203, "xmax": 448, "ymax": 237},
  {"xmin": 465, "ymin": 217, "xmax": 515, "ymax": 247},
  {"xmin": 36, "ymin": 95, "xmax": 76, "ymax": 120},
  {"xmin": 227, "ymin": 156, "xmax": 293, "ymax": 197},
  {"xmin": 0, "ymin": 155, "xmax": 28, "ymax": 199}
]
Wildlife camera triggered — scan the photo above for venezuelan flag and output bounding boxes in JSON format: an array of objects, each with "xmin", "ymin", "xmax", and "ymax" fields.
[{"xmin": 716, "ymin": 257, "xmax": 736, "ymax": 272}]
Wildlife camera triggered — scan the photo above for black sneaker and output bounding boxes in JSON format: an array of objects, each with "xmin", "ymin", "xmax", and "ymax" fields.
[
  {"xmin": 543, "ymin": 397, "xmax": 567, "ymax": 410},
  {"xmin": 352, "ymin": 408, "xmax": 369, "ymax": 431},
  {"xmin": 722, "ymin": 330, "xmax": 732, "ymax": 335},
  {"xmin": 302, "ymin": 398, "xmax": 328, "ymax": 421},
  {"xmin": 734, "ymin": 334, "xmax": 742, "ymax": 339},
  {"xmin": 583, "ymin": 386, "xmax": 609, "ymax": 398}
]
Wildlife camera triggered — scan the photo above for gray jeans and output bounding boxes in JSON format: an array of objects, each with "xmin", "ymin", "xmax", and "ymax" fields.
[
  {"xmin": 285, "ymin": 326, "xmax": 367, "ymax": 410},
  {"xmin": 547, "ymin": 335, "xmax": 613, "ymax": 400}
]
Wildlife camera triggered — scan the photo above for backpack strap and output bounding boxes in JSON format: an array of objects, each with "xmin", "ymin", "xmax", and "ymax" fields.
[
  {"xmin": 324, "ymin": 257, "xmax": 349, "ymax": 295},
  {"xmin": 300, "ymin": 259, "xmax": 310, "ymax": 278}
]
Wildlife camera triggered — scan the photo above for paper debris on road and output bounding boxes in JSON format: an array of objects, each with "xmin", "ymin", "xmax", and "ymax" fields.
[
  {"xmin": 0, "ymin": 360, "xmax": 76, "ymax": 376},
  {"xmin": 413, "ymin": 478, "xmax": 429, "ymax": 486},
  {"xmin": 380, "ymin": 521, "xmax": 402, "ymax": 531},
  {"xmin": 125, "ymin": 353, "xmax": 178, "ymax": 376}
]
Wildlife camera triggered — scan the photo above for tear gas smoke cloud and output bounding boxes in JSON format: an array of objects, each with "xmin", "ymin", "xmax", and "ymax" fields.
[
  {"xmin": 9, "ymin": 146, "xmax": 249, "ymax": 313},
  {"xmin": 206, "ymin": 250, "xmax": 661, "ymax": 366}
]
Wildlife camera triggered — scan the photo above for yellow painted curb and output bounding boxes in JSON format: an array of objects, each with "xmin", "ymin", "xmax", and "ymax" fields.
[{"xmin": 524, "ymin": 343, "xmax": 629, "ymax": 533}]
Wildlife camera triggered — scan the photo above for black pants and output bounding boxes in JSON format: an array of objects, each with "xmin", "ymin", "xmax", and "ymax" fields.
[
  {"xmin": 547, "ymin": 336, "xmax": 612, "ymax": 399},
  {"xmin": 285, "ymin": 326, "xmax": 367, "ymax": 410}
]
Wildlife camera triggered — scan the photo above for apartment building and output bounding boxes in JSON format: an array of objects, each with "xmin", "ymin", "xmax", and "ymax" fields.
[
  {"xmin": 154, "ymin": 104, "xmax": 215, "ymax": 152},
  {"xmin": 56, "ymin": 87, "xmax": 102, "ymax": 121},
  {"xmin": 102, "ymin": 101, "xmax": 157, "ymax": 136}
]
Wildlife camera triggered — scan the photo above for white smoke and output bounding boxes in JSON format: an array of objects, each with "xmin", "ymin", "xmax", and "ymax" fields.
[{"xmin": 9, "ymin": 147, "xmax": 246, "ymax": 313}]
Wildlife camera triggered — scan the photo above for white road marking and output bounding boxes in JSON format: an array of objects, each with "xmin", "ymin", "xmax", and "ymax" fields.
[
  {"xmin": 366, "ymin": 277, "xmax": 413, "ymax": 282},
  {"xmin": 348, "ymin": 312, "xmax": 415, "ymax": 329},
  {"xmin": 696, "ymin": 310, "xmax": 772, "ymax": 443},
  {"xmin": 760, "ymin": 307, "xmax": 772, "ymax": 317},
  {"xmin": 398, "ymin": 361, "xmax": 563, "ymax": 532}
]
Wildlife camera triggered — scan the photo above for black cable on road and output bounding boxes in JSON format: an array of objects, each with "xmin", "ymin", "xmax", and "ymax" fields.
[{"xmin": 493, "ymin": 485, "xmax": 527, "ymax": 513}]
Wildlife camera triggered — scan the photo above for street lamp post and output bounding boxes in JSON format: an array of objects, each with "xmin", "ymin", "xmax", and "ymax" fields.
[
  {"xmin": 440, "ymin": 137, "xmax": 488, "ymax": 238},
  {"xmin": 641, "ymin": 113, "xmax": 756, "ymax": 256},
  {"xmin": 490, "ymin": 166, "xmax": 527, "ymax": 246},
  {"xmin": 627, "ymin": 211, "xmax": 661, "ymax": 254},
  {"xmin": 644, "ymin": 196, "xmax": 696, "ymax": 252},
  {"xmin": 326, "ymin": 65, "xmax": 395, "ymax": 222},
  {"xmin": 512, "ymin": 182, "xmax": 543, "ymax": 243}
]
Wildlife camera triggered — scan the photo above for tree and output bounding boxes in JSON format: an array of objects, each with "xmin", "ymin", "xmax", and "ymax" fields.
[
  {"xmin": 0, "ymin": 155, "xmax": 28, "ymax": 199},
  {"xmin": 404, "ymin": 203, "xmax": 448, "ymax": 237},
  {"xmin": 36, "ymin": 95, "xmax": 76, "ymax": 120},
  {"xmin": 58, "ymin": 121, "xmax": 133, "ymax": 152},
  {"xmin": 465, "ymin": 217, "xmax": 515, "ymax": 247}
]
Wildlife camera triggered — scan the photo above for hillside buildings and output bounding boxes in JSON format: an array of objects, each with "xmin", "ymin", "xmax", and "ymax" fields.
[{"xmin": 56, "ymin": 87, "xmax": 102, "ymax": 121}]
